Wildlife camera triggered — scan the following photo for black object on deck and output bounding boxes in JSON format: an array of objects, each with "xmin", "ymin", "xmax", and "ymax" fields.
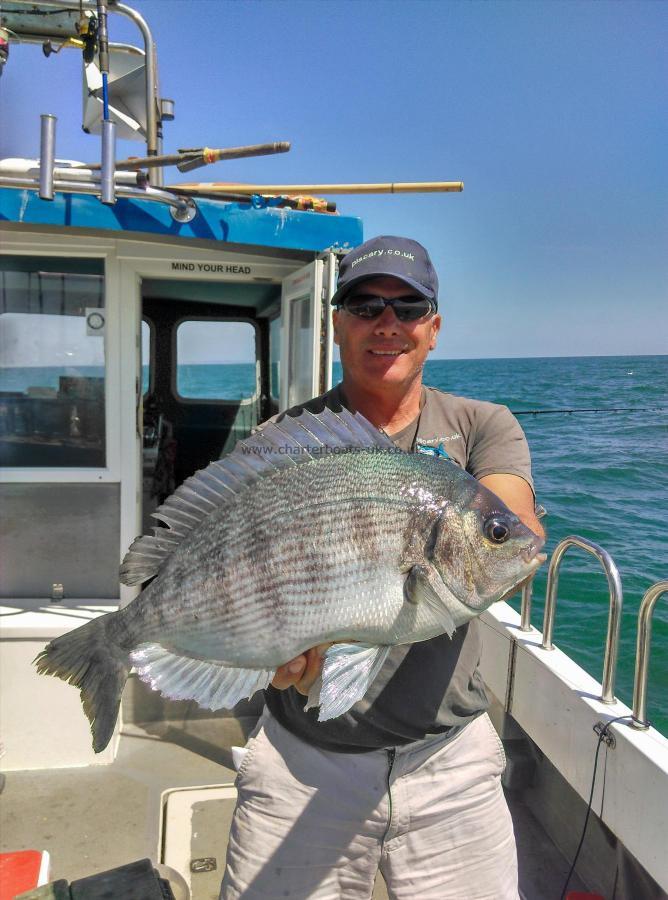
[{"xmin": 18, "ymin": 858, "xmax": 175, "ymax": 900}]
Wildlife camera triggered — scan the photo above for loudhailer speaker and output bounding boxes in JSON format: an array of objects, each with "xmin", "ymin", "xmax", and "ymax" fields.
[{"xmin": 82, "ymin": 48, "xmax": 148, "ymax": 141}]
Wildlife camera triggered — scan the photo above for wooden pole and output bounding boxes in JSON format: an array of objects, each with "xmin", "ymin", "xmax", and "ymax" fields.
[{"xmin": 167, "ymin": 180, "xmax": 464, "ymax": 196}]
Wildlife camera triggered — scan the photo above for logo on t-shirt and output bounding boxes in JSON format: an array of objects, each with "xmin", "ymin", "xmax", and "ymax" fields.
[{"xmin": 416, "ymin": 440, "xmax": 451, "ymax": 460}]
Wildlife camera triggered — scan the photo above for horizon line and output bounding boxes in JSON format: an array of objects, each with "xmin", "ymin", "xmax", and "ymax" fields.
[{"xmin": 2, "ymin": 352, "xmax": 666, "ymax": 370}]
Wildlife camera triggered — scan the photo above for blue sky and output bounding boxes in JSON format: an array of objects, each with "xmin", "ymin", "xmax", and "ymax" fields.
[{"xmin": 2, "ymin": 0, "xmax": 667, "ymax": 359}]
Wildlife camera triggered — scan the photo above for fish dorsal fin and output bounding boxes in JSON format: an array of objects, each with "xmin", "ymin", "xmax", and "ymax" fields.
[{"xmin": 119, "ymin": 407, "xmax": 399, "ymax": 585}]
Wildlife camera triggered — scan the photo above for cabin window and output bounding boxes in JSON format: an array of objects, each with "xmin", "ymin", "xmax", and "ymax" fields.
[
  {"xmin": 141, "ymin": 319, "xmax": 152, "ymax": 396},
  {"xmin": 0, "ymin": 256, "xmax": 106, "ymax": 468},
  {"xmin": 175, "ymin": 320, "xmax": 257, "ymax": 401}
]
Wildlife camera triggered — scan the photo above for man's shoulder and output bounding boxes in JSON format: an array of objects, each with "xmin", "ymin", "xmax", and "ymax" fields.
[
  {"xmin": 421, "ymin": 386, "xmax": 531, "ymax": 484},
  {"xmin": 419, "ymin": 386, "xmax": 524, "ymax": 450},
  {"xmin": 423, "ymin": 386, "xmax": 510, "ymax": 419}
]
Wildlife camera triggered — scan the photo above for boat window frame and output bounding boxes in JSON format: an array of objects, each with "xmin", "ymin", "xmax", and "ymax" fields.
[
  {"xmin": 268, "ymin": 311, "xmax": 282, "ymax": 408},
  {"xmin": 0, "ymin": 243, "xmax": 119, "ymax": 484},
  {"xmin": 171, "ymin": 315, "xmax": 260, "ymax": 406}
]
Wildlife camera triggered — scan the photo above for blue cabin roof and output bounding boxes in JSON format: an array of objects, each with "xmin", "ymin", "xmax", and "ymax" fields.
[{"xmin": 0, "ymin": 188, "xmax": 363, "ymax": 254}]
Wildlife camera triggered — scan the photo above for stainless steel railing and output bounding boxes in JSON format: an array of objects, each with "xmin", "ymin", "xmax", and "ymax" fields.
[
  {"xmin": 541, "ymin": 536, "xmax": 623, "ymax": 704},
  {"xmin": 631, "ymin": 580, "xmax": 668, "ymax": 729},
  {"xmin": 519, "ymin": 577, "xmax": 535, "ymax": 632},
  {"xmin": 0, "ymin": 176, "xmax": 197, "ymax": 223},
  {"xmin": 518, "ymin": 503, "xmax": 546, "ymax": 632},
  {"xmin": 513, "ymin": 538, "xmax": 666, "ymax": 728}
]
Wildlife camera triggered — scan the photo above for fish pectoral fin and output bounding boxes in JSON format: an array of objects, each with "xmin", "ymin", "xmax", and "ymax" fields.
[
  {"xmin": 304, "ymin": 674, "xmax": 323, "ymax": 711},
  {"xmin": 317, "ymin": 643, "xmax": 391, "ymax": 721},
  {"xmin": 404, "ymin": 565, "xmax": 457, "ymax": 637},
  {"xmin": 130, "ymin": 643, "xmax": 273, "ymax": 710}
]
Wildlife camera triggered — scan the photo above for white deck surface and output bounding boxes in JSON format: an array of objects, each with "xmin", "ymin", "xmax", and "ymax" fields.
[{"xmin": 0, "ymin": 715, "xmax": 590, "ymax": 899}]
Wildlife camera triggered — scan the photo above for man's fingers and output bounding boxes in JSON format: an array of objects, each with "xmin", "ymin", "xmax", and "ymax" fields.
[
  {"xmin": 294, "ymin": 646, "xmax": 324, "ymax": 696},
  {"xmin": 271, "ymin": 643, "xmax": 334, "ymax": 693},
  {"xmin": 271, "ymin": 655, "xmax": 307, "ymax": 690}
]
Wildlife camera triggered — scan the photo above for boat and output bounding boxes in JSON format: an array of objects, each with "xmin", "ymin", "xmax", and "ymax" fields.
[{"xmin": 1, "ymin": 3, "xmax": 666, "ymax": 898}]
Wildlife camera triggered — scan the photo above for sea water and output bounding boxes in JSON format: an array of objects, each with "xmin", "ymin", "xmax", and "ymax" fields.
[
  {"xmin": 417, "ymin": 354, "xmax": 668, "ymax": 736},
  {"xmin": 3, "ymin": 355, "xmax": 666, "ymax": 733},
  {"xmin": 334, "ymin": 354, "xmax": 668, "ymax": 734}
]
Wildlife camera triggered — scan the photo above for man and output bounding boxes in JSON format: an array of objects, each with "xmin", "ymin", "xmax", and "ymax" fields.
[{"xmin": 221, "ymin": 236, "xmax": 544, "ymax": 900}]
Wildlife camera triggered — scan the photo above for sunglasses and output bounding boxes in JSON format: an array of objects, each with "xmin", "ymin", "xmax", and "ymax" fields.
[{"xmin": 339, "ymin": 294, "xmax": 435, "ymax": 322}]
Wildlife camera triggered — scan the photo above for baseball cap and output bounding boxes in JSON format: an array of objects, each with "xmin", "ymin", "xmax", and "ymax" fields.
[{"xmin": 331, "ymin": 235, "xmax": 439, "ymax": 309}]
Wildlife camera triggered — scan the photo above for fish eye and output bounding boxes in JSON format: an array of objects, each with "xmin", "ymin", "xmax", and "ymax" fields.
[{"xmin": 484, "ymin": 517, "xmax": 511, "ymax": 544}]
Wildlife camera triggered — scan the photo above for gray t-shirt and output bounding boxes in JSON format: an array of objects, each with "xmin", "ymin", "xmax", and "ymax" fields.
[{"xmin": 264, "ymin": 383, "xmax": 534, "ymax": 752}]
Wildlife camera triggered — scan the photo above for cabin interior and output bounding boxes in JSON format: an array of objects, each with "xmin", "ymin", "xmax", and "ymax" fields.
[{"xmin": 139, "ymin": 278, "xmax": 282, "ymax": 532}]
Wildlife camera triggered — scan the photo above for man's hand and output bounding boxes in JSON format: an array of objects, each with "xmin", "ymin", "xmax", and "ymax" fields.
[{"xmin": 271, "ymin": 644, "xmax": 332, "ymax": 696}]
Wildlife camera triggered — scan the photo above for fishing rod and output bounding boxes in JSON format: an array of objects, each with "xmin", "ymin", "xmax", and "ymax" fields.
[
  {"xmin": 168, "ymin": 180, "xmax": 465, "ymax": 196},
  {"xmin": 81, "ymin": 142, "xmax": 291, "ymax": 173},
  {"xmin": 165, "ymin": 183, "xmax": 338, "ymax": 212},
  {"xmin": 511, "ymin": 407, "xmax": 667, "ymax": 416}
]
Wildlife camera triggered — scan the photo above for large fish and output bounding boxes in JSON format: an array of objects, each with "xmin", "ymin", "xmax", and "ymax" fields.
[{"xmin": 35, "ymin": 407, "xmax": 545, "ymax": 752}]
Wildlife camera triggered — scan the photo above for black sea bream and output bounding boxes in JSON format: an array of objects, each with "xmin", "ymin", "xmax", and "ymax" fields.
[{"xmin": 35, "ymin": 408, "xmax": 545, "ymax": 752}]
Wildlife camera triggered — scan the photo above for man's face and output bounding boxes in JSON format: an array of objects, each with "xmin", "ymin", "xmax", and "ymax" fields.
[{"xmin": 333, "ymin": 276, "xmax": 441, "ymax": 390}]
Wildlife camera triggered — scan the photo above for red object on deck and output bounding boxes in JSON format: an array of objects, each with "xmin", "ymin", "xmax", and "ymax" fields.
[
  {"xmin": 0, "ymin": 850, "xmax": 50, "ymax": 899},
  {"xmin": 565, "ymin": 893, "xmax": 605, "ymax": 900}
]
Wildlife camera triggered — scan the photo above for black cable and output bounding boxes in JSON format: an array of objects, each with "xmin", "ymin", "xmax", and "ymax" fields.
[{"xmin": 559, "ymin": 714, "xmax": 636, "ymax": 900}]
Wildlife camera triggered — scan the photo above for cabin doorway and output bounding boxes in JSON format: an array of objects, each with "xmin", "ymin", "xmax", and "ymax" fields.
[
  {"xmin": 136, "ymin": 257, "xmax": 334, "ymax": 536},
  {"xmin": 139, "ymin": 281, "xmax": 281, "ymax": 534}
]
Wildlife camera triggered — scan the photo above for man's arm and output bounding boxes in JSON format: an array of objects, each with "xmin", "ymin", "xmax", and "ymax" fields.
[
  {"xmin": 479, "ymin": 473, "xmax": 545, "ymax": 604},
  {"xmin": 479, "ymin": 473, "xmax": 545, "ymax": 538}
]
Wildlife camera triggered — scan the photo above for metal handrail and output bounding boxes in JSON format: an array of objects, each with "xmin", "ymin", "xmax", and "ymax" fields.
[
  {"xmin": 0, "ymin": 176, "xmax": 196, "ymax": 223},
  {"xmin": 631, "ymin": 580, "xmax": 668, "ymax": 729},
  {"xmin": 519, "ymin": 504, "xmax": 547, "ymax": 630},
  {"xmin": 519, "ymin": 577, "xmax": 534, "ymax": 631},
  {"xmin": 542, "ymin": 535, "xmax": 623, "ymax": 704}
]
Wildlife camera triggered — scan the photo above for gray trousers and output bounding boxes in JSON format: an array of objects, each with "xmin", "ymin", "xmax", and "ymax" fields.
[{"xmin": 220, "ymin": 709, "xmax": 518, "ymax": 900}]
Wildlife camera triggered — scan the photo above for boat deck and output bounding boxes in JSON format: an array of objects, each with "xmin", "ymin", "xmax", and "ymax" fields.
[{"xmin": 0, "ymin": 714, "xmax": 589, "ymax": 899}]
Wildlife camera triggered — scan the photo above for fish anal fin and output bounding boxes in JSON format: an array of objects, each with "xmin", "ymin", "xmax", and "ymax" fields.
[{"xmin": 130, "ymin": 644, "xmax": 273, "ymax": 710}]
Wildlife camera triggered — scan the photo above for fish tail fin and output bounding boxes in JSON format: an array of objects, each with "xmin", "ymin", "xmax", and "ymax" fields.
[{"xmin": 34, "ymin": 614, "xmax": 130, "ymax": 753}]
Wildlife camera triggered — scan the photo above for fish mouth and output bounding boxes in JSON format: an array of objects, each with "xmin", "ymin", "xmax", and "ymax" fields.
[
  {"xmin": 500, "ymin": 549, "xmax": 547, "ymax": 600},
  {"xmin": 521, "ymin": 545, "xmax": 548, "ymax": 568}
]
